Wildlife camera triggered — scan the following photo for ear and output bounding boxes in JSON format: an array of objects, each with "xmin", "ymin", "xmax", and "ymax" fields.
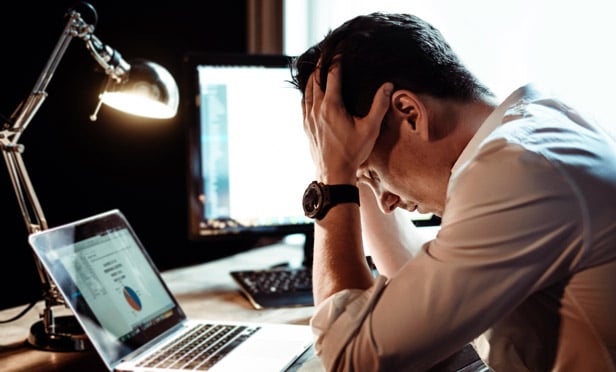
[{"xmin": 391, "ymin": 90, "xmax": 429, "ymax": 141}]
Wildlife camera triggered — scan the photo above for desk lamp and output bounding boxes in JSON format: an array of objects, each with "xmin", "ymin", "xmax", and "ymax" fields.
[{"xmin": 0, "ymin": 2, "xmax": 179, "ymax": 351}]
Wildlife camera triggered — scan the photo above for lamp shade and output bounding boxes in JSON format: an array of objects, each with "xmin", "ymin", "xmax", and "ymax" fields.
[{"xmin": 99, "ymin": 59, "xmax": 179, "ymax": 119}]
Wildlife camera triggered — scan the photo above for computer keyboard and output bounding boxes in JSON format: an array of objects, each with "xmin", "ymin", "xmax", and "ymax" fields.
[{"xmin": 230, "ymin": 267, "xmax": 313, "ymax": 309}]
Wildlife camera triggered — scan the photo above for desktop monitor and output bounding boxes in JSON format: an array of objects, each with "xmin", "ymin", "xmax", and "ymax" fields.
[
  {"xmin": 182, "ymin": 52, "xmax": 440, "ymax": 259},
  {"xmin": 183, "ymin": 53, "xmax": 315, "ymax": 249}
]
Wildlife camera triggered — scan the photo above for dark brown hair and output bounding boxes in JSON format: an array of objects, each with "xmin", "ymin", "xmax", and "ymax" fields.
[{"xmin": 291, "ymin": 12, "xmax": 493, "ymax": 117}]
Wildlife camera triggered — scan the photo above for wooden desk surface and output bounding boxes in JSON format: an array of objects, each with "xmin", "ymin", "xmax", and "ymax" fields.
[
  {"xmin": 0, "ymin": 236, "xmax": 485, "ymax": 372},
  {"xmin": 0, "ymin": 241, "xmax": 321, "ymax": 372}
]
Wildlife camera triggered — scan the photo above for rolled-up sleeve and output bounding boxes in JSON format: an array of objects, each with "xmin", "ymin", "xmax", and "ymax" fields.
[{"xmin": 310, "ymin": 276, "xmax": 388, "ymax": 371}]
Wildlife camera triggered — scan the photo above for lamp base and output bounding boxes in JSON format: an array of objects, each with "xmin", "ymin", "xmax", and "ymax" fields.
[{"xmin": 27, "ymin": 315, "xmax": 91, "ymax": 351}]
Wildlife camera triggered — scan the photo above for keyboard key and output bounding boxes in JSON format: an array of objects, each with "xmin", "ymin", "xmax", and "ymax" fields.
[{"xmin": 230, "ymin": 267, "xmax": 314, "ymax": 309}]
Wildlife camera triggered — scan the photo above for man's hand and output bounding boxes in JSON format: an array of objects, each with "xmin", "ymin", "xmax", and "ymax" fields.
[{"xmin": 302, "ymin": 63, "xmax": 394, "ymax": 184}]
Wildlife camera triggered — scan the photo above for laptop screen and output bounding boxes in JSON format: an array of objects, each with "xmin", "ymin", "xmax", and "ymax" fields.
[{"xmin": 29, "ymin": 210, "xmax": 186, "ymax": 368}]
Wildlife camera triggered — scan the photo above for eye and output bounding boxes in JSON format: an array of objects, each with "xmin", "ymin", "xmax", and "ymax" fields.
[
  {"xmin": 359, "ymin": 170, "xmax": 378, "ymax": 182},
  {"xmin": 357, "ymin": 168, "xmax": 380, "ymax": 185},
  {"xmin": 367, "ymin": 170, "xmax": 380, "ymax": 182}
]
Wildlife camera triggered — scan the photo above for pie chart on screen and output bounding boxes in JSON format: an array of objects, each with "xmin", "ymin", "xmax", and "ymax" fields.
[{"xmin": 123, "ymin": 286, "xmax": 142, "ymax": 311}]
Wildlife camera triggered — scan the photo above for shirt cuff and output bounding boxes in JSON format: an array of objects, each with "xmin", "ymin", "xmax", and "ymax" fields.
[{"xmin": 309, "ymin": 276, "xmax": 388, "ymax": 367}]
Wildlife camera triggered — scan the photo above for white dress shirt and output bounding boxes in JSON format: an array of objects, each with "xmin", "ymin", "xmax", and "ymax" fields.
[{"xmin": 310, "ymin": 85, "xmax": 616, "ymax": 371}]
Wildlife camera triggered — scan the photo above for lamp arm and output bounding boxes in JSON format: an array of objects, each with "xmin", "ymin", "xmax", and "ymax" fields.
[
  {"xmin": 0, "ymin": 1, "xmax": 178, "ymax": 351},
  {"xmin": 0, "ymin": 10, "xmax": 90, "ymax": 232},
  {"xmin": 1, "ymin": 148, "xmax": 54, "ymax": 284},
  {"xmin": 5, "ymin": 11, "xmax": 81, "ymax": 142},
  {"xmin": 0, "ymin": 5, "xmax": 130, "ymax": 344},
  {"xmin": 0, "ymin": 10, "xmax": 88, "ymax": 328},
  {"xmin": 0, "ymin": 5, "xmax": 131, "ymax": 224},
  {"xmin": 83, "ymin": 34, "xmax": 131, "ymax": 82},
  {"xmin": 5, "ymin": 8, "xmax": 132, "ymax": 140}
]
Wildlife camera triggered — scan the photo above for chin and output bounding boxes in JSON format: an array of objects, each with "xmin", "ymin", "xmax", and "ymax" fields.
[
  {"xmin": 418, "ymin": 205, "xmax": 442, "ymax": 217},
  {"xmin": 431, "ymin": 208, "xmax": 444, "ymax": 218}
]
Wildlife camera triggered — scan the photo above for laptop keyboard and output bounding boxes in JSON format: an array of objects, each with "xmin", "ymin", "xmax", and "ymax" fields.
[
  {"xmin": 138, "ymin": 323, "xmax": 260, "ymax": 370},
  {"xmin": 230, "ymin": 267, "xmax": 314, "ymax": 309}
]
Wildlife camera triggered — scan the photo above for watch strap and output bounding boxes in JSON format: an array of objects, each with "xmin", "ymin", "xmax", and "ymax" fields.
[
  {"xmin": 304, "ymin": 182, "xmax": 360, "ymax": 220},
  {"xmin": 325, "ymin": 184, "xmax": 360, "ymax": 208}
]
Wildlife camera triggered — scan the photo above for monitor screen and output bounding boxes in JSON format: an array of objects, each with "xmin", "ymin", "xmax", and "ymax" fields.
[
  {"xmin": 184, "ymin": 53, "xmax": 315, "ymax": 241},
  {"xmin": 183, "ymin": 53, "xmax": 439, "ymax": 248}
]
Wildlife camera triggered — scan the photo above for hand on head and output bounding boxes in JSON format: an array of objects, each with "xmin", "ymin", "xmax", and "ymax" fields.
[{"xmin": 302, "ymin": 60, "xmax": 394, "ymax": 185}]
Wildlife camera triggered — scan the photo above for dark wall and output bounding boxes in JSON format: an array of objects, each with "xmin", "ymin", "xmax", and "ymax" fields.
[{"xmin": 0, "ymin": 1, "xmax": 249, "ymax": 310}]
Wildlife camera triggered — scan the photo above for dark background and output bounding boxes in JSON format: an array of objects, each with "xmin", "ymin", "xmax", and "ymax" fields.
[{"xmin": 0, "ymin": 1, "xmax": 254, "ymax": 310}]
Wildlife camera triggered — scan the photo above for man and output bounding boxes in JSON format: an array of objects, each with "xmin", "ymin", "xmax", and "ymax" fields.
[{"xmin": 293, "ymin": 12, "xmax": 616, "ymax": 371}]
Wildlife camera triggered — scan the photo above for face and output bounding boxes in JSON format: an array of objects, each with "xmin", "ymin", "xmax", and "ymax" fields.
[{"xmin": 357, "ymin": 108, "xmax": 448, "ymax": 217}]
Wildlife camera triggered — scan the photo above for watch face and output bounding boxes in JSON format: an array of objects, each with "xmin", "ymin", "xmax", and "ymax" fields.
[{"xmin": 302, "ymin": 181, "xmax": 323, "ymax": 218}]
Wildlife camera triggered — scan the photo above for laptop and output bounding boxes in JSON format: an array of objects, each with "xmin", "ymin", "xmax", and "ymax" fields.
[{"xmin": 28, "ymin": 209, "xmax": 313, "ymax": 371}]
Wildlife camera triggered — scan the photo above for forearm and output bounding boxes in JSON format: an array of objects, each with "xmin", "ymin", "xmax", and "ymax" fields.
[
  {"xmin": 359, "ymin": 183, "xmax": 426, "ymax": 276},
  {"xmin": 301, "ymin": 64, "xmax": 394, "ymax": 305},
  {"xmin": 312, "ymin": 202, "xmax": 375, "ymax": 305}
]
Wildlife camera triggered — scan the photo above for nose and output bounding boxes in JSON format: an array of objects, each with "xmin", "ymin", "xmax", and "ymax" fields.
[
  {"xmin": 377, "ymin": 191, "xmax": 400, "ymax": 214},
  {"xmin": 356, "ymin": 171, "xmax": 400, "ymax": 214}
]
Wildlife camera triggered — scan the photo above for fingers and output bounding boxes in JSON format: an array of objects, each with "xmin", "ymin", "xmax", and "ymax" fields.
[
  {"xmin": 305, "ymin": 59, "xmax": 392, "ymax": 123},
  {"xmin": 300, "ymin": 59, "xmax": 394, "ymax": 181},
  {"xmin": 324, "ymin": 64, "xmax": 392, "ymax": 127},
  {"xmin": 311, "ymin": 65, "xmax": 324, "ymax": 107},
  {"xmin": 302, "ymin": 72, "xmax": 313, "ymax": 118},
  {"xmin": 364, "ymin": 82, "xmax": 394, "ymax": 125},
  {"xmin": 322, "ymin": 63, "xmax": 343, "ymax": 107},
  {"xmin": 354, "ymin": 81, "xmax": 393, "ymax": 145},
  {"xmin": 303, "ymin": 64, "xmax": 325, "ymax": 117},
  {"xmin": 303, "ymin": 70, "xmax": 321, "ymax": 132}
]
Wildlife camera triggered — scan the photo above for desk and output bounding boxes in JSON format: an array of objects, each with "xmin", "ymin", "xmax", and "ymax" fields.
[
  {"xmin": 0, "ymin": 240, "xmax": 485, "ymax": 371},
  {"xmin": 0, "ymin": 241, "xmax": 318, "ymax": 372}
]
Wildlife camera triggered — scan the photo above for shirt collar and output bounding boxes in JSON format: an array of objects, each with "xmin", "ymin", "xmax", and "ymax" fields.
[{"xmin": 451, "ymin": 84, "xmax": 540, "ymax": 175}]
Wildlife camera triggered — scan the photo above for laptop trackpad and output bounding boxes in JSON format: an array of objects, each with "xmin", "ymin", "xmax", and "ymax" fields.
[{"xmin": 211, "ymin": 324, "xmax": 312, "ymax": 371}]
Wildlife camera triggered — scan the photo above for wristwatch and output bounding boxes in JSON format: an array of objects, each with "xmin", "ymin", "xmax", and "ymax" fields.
[{"xmin": 302, "ymin": 181, "xmax": 360, "ymax": 220}]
